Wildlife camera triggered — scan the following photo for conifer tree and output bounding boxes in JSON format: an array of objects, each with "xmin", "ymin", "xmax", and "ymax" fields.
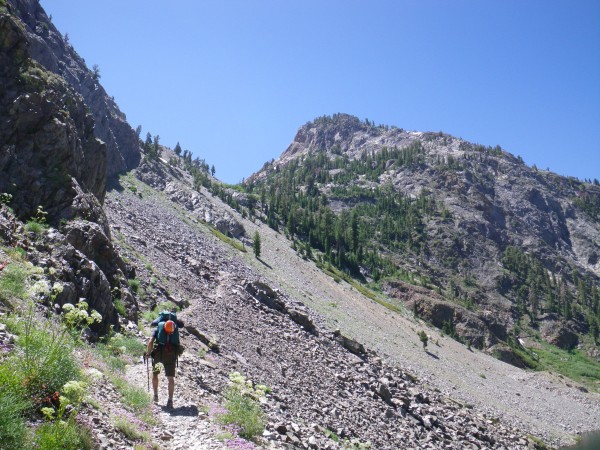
[{"xmin": 253, "ymin": 231, "xmax": 261, "ymax": 258}]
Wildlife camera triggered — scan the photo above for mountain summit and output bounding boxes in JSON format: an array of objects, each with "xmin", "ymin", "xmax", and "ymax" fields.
[{"xmin": 248, "ymin": 113, "xmax": 600, "ymax": 361}]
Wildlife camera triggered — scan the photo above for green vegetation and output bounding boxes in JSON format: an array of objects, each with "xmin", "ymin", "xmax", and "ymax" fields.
[
  {"xmin": 418, "ymin": 330, "xmax": 428, "ymax": 349},
  {"xmin": 500, "ymin": 246, "xmax": 600, "ymax": 341},
  {"xmin": 239, "ymin": 141, "xmax": 438, "ymax": 282},
  {"xmin": 529, "ymin": 341, "xmax": 600, "ymax": 387},
  {"xmin": 141, "ymin": 301, "xmax": 180, "ymax": 323},
  {"xmin": 33, "ymin": 419, "xmax": 94, "ymax": 450},
  {"xmin": 216, "ymin": 372, "xmax": 267, "ymax": 441},
  {"xmin": 574, "ymin": 191, "xmax": 600, "ymax": 222},
  {"xmin": 113, "ymin": 298, "xmax": 127, "ymax": 316},
  {"xmin": 0, "ymin": 192, "xmax": 12, "ymax": 205},
  {"xmin": 209, "ymin": 226, "xmax": 246, "ymax": 252},
  {"xmin": 61, "ymin": 300, "xmax": 102, "ymax": 338},
  {"xmin": 252, "ymin": 231, "xmax": 261, "ymax": 258},
  {"xmin": 114, "ymin": 416, "xmax": 151, "ymax": 443},
  {"xmin": 24, "ymin": 220, "xmax": 47, "ymax": 235},
  {"xmin": 0, "ymin": 307, "xmax": 87, "ymax": 448},
  {"xmin": 128, "ymin": 278, "xmax": 141, "ymax": 294},
  {"xmin": 0, "ymin": 263, "xmax": 28, "ymax": 307},
  {"xmin": 112, "ymin": 376, "xmax": 152, "ymax": 411}
]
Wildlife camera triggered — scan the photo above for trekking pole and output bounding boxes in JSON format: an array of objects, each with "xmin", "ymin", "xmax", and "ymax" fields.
[{"xmin": 144, "ymin": 353, "xmax": 150, "ymax": 392}]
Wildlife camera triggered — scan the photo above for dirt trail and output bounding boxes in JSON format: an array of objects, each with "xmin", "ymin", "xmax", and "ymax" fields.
[{"xmin": 122, "ymin": 341, "xmax": 226, "ymax": 449}]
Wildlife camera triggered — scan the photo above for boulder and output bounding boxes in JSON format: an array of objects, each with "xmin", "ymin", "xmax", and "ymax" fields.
[{"xmin": 333, "ymin": 329, "xmax": 366, "ymax": 355}]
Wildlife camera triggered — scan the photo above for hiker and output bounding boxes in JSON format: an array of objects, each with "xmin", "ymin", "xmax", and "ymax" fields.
[{"xmin": 145, "ymin": 311, "xmax": 184, "ymax": 409}]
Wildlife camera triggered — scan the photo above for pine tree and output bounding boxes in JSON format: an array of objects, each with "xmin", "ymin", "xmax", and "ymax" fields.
[
  {"xmin": 253, "ymin": 231, "xmax": 261, "ymax": 258},
  {"xmin": 418, "ymin": 330, "xmax": 428, "ymax": 349}
]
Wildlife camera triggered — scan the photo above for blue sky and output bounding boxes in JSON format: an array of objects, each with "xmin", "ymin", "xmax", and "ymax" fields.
[{"xmin": 40, "ymin": 0, "xmax": 599, "ymax": 184}]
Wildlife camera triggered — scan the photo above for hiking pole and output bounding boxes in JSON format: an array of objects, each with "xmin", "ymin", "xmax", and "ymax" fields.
[{"xmin": 144, "ymin": 353, "xmax": 150, "ymax": 392}]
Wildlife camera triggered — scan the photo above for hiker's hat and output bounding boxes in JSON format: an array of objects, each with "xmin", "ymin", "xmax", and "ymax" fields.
[{"xmin": 164, "ymin": 320, "xmax": 176, "ymax": 334}]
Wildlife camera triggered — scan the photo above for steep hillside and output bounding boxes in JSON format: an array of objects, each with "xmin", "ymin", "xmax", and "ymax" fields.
[{"xmin": 244, "ymin": 113, "xmax": 600, "ymax": 366}]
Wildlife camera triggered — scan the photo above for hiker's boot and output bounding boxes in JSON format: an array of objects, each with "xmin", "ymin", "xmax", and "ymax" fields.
[{"xmin": 166, "ymin": 398, "xmax": 173, "ymax": 409}]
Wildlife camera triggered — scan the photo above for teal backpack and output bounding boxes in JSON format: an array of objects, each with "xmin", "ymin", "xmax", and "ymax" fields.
[{"xmin": 156, "ymin": 311, "xmax": 180, "ymax": 347}]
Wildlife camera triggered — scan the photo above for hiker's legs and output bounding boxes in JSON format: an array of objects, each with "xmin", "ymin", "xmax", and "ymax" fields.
[
  {"xmin": 167, "ymin": 376, "xmax": 174, "ymax": 400},
  {"xmin": 152, "ymin": 372, "xmax": 159, "ymax": 398}
]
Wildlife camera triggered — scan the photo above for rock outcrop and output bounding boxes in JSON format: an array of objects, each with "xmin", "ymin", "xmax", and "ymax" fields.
[
  {"xmin": 0, "ymin": 4, "xmax": 106, "ymax": 224},
  {"xmin": 0, "ymin": 0, "xmax": 139, "ymax": 329},
  {"xmin": 6, "ymin": 0, "xmax": 141, "ymax": 176}
]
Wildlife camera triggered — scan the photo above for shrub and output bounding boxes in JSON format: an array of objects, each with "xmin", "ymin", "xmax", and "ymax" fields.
[
  {"xmin": 34, "ymin": 420, "xmax": 94, "ymax": 450},
  {"xmin": 218, "ymin": 389, "xmax": 266, "ymax": 440},
  {"xmin": 62, "ymin": 301, "xmax": 102, "ymax": 335},
  {"xmin": 109, "ymin": 333, "xmax": 146, "ymax": 357},
  {"xmin": 14, "ymin": 308, "xmax": 81, "ymax": 407},
  {"xmin": 0, "ymin": 192, "xmax": 12, "ymax": 205},
  {"xmin": 418, "ymin": 330, "xmax": 428, "ymax": 349},
  {"xmin": 6, "ymin": 247, "xmax": 27, "ymax": 261},
  {"xmin": 114, "ymin": 414, "xmax": 151, "ymax": 442},
  {"xmin": 0, "ymin": 366, "xmax": 28, "ymax": 450},
  {"xmin": 24, "ymin": 220, "xmax": 47, "ymax": 235},
  {"xmin": 110, "ymin": 375, "xmax": 152, "ymax": 411},
  {"xmin": 0, "ymin": 263, "xmax": 28, "ymax": 306},
  {"xmin": 113, "ymin": 298, "xmax": 127, "ymax": 317},
  {"xmin": 216, "ymin": 372, "xmax": 267, "ymax": 440},
  {"xmin": 128, "ymin": 279, "xmax": 141, "ymax": 294},
  {"xmin": 142, "ymin": 301, "xmax": 180, "ymax": 323}
]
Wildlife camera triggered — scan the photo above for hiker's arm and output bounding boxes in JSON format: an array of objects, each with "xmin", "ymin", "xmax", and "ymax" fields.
[{"xmin": 146, "ymin": 336, "xmax": 155, "ymax": 356}]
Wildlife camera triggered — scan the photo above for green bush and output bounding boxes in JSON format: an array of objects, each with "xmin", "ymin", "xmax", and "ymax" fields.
[
  {"xmin": 34, "ymin": 419, "xmax": 94, "ymax": 450},
  {"xmin": 93, "ymin": 333, "xmax": 145, "ymax": 373},
  {"xmin": 13, "ymin": 310, "xmax": 80, "ymax": 406},
  {"xmin": 110, "ymin": 375, "xmax": 152, "ymax": 411},
  {"xmin": 114, "ymin": 415, "xmax": 150, "ymax": 442},
  {"xmin": 0, "ymin": 263, "xmax": 28, "ymax": 306},
  {"xmin": 0, "ymin": 366, "xmax": 28, "ymax": 450},
  {"xmin": 110, "ymin": 333, "xmax": 146, "ymax": 357},
  {"xmin": 113, "ymin": 298, "xmax": 127, "ymax": 317},
  {"xmin": 122, "ymin": 384, "xmax": 152, "ymax": 411},
  {"xmin": 24, "ymin": 220, "xmax": 47, "ymax": 235},
  {"xmin": 218, "ymin": 389, "xmax": 266, "ymax": 440},
  {"xmin": 128, "ymin": 279, "xmax": 141, "ymax": 294}
]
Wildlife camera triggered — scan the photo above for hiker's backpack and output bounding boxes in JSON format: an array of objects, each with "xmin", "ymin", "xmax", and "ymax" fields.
[{"xmin": 156, "ymin": 311, "xmax": 180, "ymax": 347}]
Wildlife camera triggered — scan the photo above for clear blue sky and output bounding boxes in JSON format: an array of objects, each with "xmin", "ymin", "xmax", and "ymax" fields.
[{"xmin": 40, "ymin": 0, "xmax": 599, "ymax": 184}]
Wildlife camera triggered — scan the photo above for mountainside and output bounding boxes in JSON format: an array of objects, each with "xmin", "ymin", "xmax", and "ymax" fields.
[
  {"xmin": 1, "ymin": 1, "xmax": 600, "ymax": 449},
  {"xmin": 245, "ymin": 113, "xmax": 600, "ymax": 365}
]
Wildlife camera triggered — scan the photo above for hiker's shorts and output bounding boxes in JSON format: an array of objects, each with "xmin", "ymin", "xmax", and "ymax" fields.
[{"xmin": 152, "ymin": 346, "xmax": 177, "ymax": 377}]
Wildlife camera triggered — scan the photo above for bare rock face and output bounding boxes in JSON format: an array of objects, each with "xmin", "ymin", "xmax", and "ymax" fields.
[
  {"xmin": 541, "ymin": 319, "xmax": 579, "ymax": 350},
  {"xmin": 6, "ymin": 0, "xmax": 141, "ymax": 176},
  {"xmin": 0, "ymin": 6, "xmax": 106, "ymax": 224}
]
